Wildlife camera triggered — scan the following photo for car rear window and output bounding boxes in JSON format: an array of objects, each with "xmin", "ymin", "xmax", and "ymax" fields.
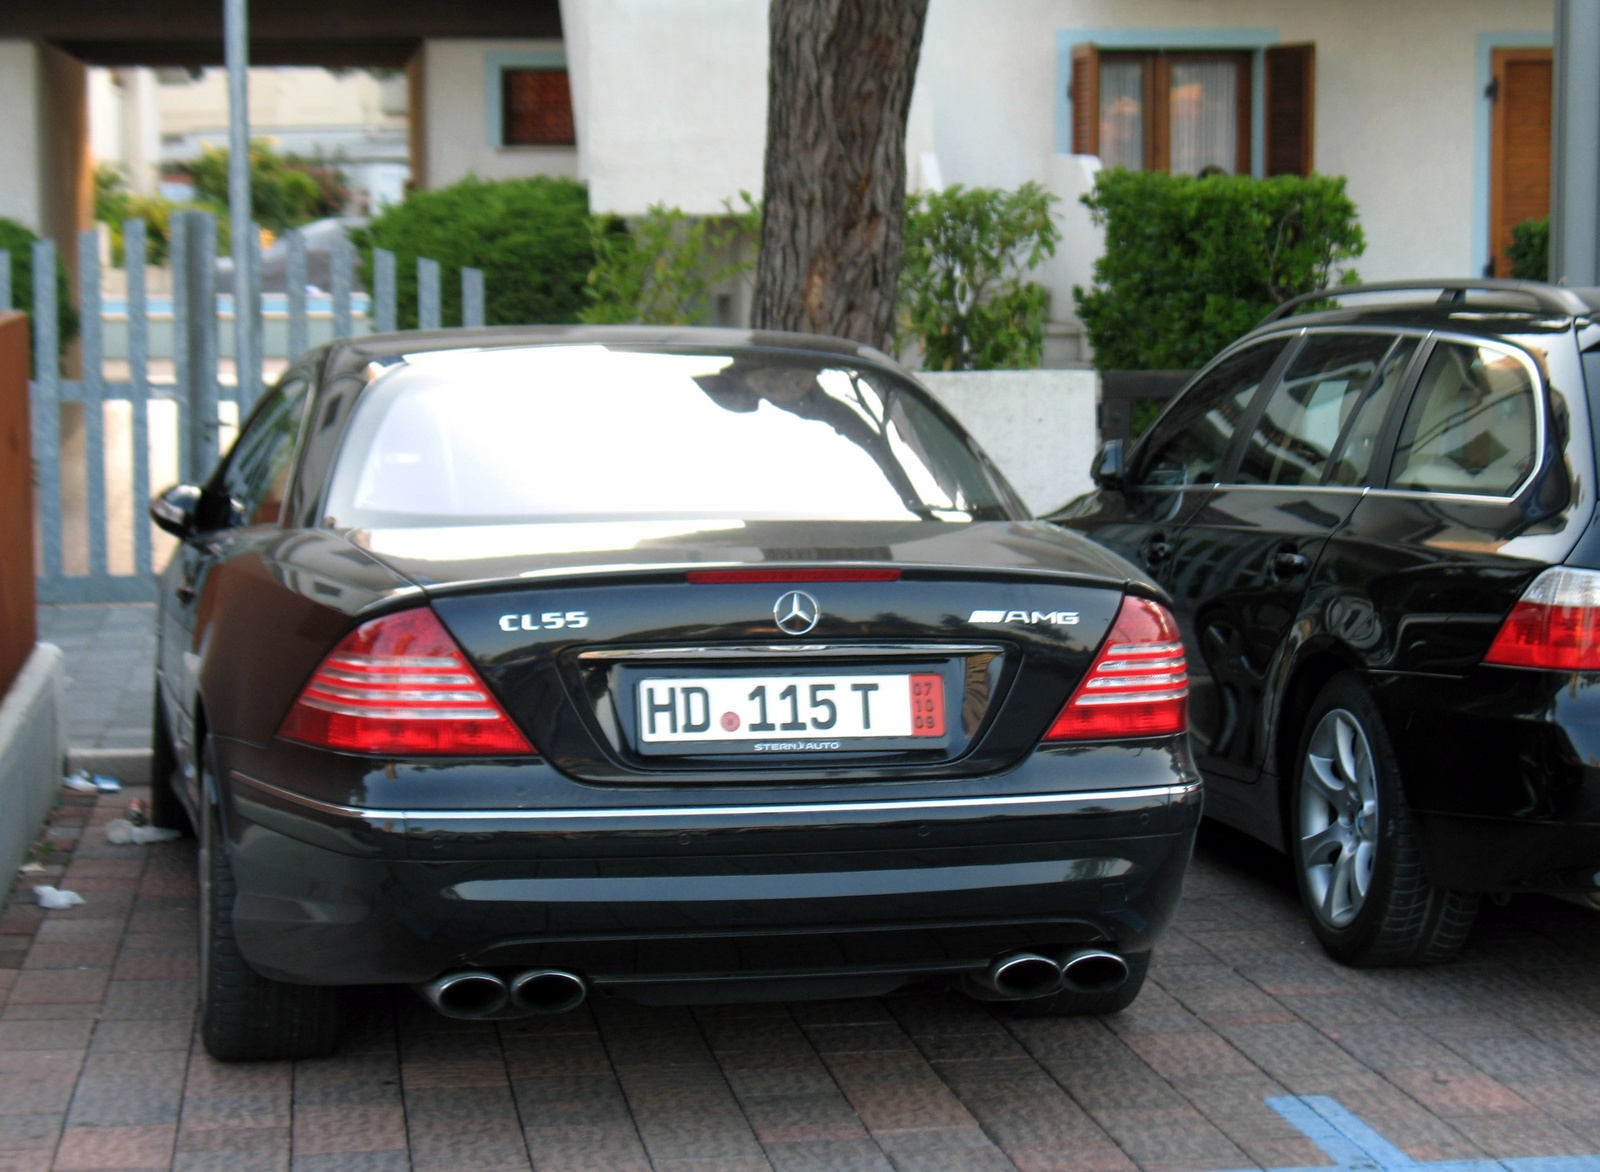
[{"xmin": 322, "ymin": 345, "xmax": 1021, "ymax": 527}]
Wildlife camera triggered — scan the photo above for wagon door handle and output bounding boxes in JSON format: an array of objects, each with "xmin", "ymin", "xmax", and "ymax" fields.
[
  {"xmin": 1144, "ymin": 538, "xmax": 1173, "ymax": 565},
  {"xmin": 1271, "ymin": 550, "xmax": 1309, "ymax": 578}
]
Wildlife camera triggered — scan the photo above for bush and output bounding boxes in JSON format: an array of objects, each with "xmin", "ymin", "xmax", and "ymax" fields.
[
  {"xmin": 1508, "ymin": 217, "xmax": 1549, "ymax": 281},
  {"xmin": 1074, "ymin": 170, "xmax": 1365, "ymax": 371},
  {"xmin": 582, "ymin": 195, "xmax": 760, "ymax": 325},
  {"xmin": 352, "ymin": 176, "xmax": 595, "ymax": 328},
  {"xmin": 95, "ymin": 165, "xmax": 185, "ymax": 267},
  {"xmin": 898, "ymin": 183, "xmax": 1060, "ymax": 370},
  {"xmin": 177, "ymin": 140, "xmax": 348, "ymax": 233},
  {"xmin": 0, "ymin": 218, "xmax": 79, "ymax": 370}
]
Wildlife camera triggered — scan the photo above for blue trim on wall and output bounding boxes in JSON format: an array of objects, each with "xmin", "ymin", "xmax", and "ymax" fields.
[
  {"xmin": 484, "ymin": 48, "xmax": 569, "ymax": 148},
  {"xmin": 1473, "ymin": 31, "xmax": 1553, "ymax": 276},
  {"xmin": 1055, "ymin": 28, "xmax": 1279, "ymax": 173}
]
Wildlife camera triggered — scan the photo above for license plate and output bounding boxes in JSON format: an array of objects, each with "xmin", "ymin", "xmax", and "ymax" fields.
[{"xmin": 637, "ymin": 673, "xmax": 945, "ymax": 744}]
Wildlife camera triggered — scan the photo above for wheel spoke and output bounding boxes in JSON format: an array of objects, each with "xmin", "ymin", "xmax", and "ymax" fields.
[
  {"xmin": 1334, "ymin": 716, "xmax": 1362, "ymax": 790},
  {"xmin": 1353, "ymin": 840, "xmax": 1376, "ymax": 900},
  {"xmin": 1328, "ymin": 849, "xmax": 1357, "ymax": 921},
  {"xmin": 1300, "ymin": 822, "xmax": 1346, "ymax": 865},
  {"xmin": 1304, "ymin": 755, "xmax": 1351, "ymax": 813}
]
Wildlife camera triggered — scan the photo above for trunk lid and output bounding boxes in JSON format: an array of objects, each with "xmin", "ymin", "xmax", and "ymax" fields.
[{"xmin": 382, "ymin": 520, "xmax": 1148, "ymax": 782}]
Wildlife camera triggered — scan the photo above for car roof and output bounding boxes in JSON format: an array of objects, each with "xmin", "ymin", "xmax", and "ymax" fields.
[
  {"xmin": 317, "ymin": 324, "xmax": 902, "ymax": 383},
  {"xmin": 1240, "ymin": 279, "xmax": 1600, "ymax": 345}
]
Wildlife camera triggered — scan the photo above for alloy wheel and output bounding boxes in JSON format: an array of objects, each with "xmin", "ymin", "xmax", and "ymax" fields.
[{"xmin": 1298, "ymin": 707, "xmax": 1380, "ymax": 928}]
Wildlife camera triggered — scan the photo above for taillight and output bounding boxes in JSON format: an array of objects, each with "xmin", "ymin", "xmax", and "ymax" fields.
[
  {"xmin": 1044, "ymin": 595, "xmax": 1188, "ymax": 741},
  {"xmin": 1485, "ymin": 567, "xmax": 1600, "ymax": 670},
  {"xmin": 279, "ymin": 607, "xmax": 534, "ymax": 755}
]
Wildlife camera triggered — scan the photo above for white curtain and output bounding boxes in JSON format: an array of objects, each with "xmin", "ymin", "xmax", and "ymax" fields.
[
  {"xmin": 1169, "ymin": 61, "xmax": 1238, "ymax": 175},
  {"xmin": 1098, "ymin": 60, "xmax": 1145, "ymax": 170}
]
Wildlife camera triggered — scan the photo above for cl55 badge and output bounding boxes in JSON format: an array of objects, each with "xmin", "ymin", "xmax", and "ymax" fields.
[
  {"xmin": 968, "ymin": 609, "xmax": 1080, "ymax": 625},
  {"xmin": 499, "ymin": 611, "xmax": 589, "ymax": 632}
]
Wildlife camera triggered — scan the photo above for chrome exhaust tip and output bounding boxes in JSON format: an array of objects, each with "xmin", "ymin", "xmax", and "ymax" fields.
[
  {"xmin": 1060, "ymin": 948, "xmax": 1129, "ymax": 994},
  {"xmin": 418, "ymin": 971, "xmax": 509, "ymax": 1019},
  {"xmin": 509, "ymin": 969, "xmax": 588, "ymax": 1015},
  {"xmin": 984, "ymin": 952, "xmax": 1065, "ymax": 999}
]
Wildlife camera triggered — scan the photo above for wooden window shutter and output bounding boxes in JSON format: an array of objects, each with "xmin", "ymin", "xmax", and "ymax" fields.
[
  {"xmin": 1070, "ymin": 43, "xmax": 1099, "ymax": 155},
  {"xmin": 1264, "ymin": 43, "xmax": 1315, "ymax": 176}
]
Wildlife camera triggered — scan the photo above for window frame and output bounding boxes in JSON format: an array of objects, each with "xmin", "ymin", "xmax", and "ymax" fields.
[
  {"xmin": 1129, "ymin": 334, "xmax": 1296, "ymax": 488},
  {"xmin": 483, "ymin": 49, "xmax": 573, "ymax": 150},
  {"xmin": 1090, "ymin": 48, "xmax": 1255, "ymax": 175},
  {"xmin": 1232, "ymin": 329, "xmax": 1418, "ymax": 490}
]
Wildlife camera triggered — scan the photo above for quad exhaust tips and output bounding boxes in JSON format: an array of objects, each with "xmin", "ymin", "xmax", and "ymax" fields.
[
  {"xmin": 972, "ymin": 948, "xmax": 1130, "ymax": 1000},
  {"xmin": 417, "ymin": 969, "xmax": 587, "ymax": 1019}
]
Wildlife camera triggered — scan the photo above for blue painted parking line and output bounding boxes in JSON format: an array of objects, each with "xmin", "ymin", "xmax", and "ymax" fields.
[{"xmin": 1194, "ymin": 1096, "xmax": 1600, "ymax": 1172}]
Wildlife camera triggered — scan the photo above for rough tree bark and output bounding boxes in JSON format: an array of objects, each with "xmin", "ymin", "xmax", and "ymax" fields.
[{"xmin": 750, "ymin": 0, "xmax": 930, "ymax": 350}]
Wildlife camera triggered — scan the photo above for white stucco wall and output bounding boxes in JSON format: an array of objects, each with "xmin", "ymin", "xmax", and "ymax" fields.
[
  {"xmin": 421, "ymin": 39, "xmax": 580, "ymax": 189},
  {"xmin": 546, "ymin": 0, "xmax": 1552, "ymax": 337},
  {"xmin": 0, "ymin": 41, "xmax": 42, "ymax": 234},
  {"xmin": 918, "ymin": 0, "xmax": 1554, "ymax": 313},
  {"xmin": 557, "ymin": 0, "xmax": 767, "ymax": 215}
]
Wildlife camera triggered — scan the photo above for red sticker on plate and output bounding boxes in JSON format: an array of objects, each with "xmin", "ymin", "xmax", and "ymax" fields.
[{"xmin": 909, "ymin": 674, "xmax": 945, "ymax": 737}]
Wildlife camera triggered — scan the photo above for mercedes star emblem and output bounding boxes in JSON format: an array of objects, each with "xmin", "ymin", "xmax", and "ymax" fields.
[{"xmin": 773, "ymin": 590, "xmax": 820, "ymax": 635}]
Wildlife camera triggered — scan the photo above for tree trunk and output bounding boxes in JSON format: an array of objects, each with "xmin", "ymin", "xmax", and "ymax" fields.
[{"xmin": 750, "ymin": 0, "xmax": 930, "ymax": 350}]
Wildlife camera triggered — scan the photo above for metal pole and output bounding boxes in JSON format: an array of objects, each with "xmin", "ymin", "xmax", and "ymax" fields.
[
  {"xmin": 225, "ymin": 0, "xmax": 257, "ymax": 404},
  {"xmin": 1551, "ymin": 0, "xmax": 1600, "ymax": 285}
]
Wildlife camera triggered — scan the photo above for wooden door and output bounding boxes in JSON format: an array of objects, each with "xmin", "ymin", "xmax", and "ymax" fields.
[{"xmin": 1490, "ymin": 48, "xmax": 1552, "ymax": 278}]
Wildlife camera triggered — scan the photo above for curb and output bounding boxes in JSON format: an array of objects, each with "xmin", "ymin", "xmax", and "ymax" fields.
[{"xmin": 67, "ymin": 747, "xmax": 152, "ymax": 786}]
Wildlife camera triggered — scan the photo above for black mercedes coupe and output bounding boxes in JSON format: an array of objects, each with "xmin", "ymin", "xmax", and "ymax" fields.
[{"xmin": 148, "ymin": 327, "xmax": 1199, "ymax": 1061}]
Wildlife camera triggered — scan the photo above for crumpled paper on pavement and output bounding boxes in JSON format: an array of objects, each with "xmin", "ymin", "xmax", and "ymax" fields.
[
  {"xmin": 63, "ymin": 771, "xmax": 121, "ymax": 794},
  {"xmin": 104, "ymin": 819, "xmax": 181, "ymax": 845},
  {"xmin": 33, "ymin": 886, "xmax": 85, "ymax": 909}
]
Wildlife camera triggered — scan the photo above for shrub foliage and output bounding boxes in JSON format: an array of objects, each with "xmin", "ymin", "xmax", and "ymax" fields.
[
  {"xmin": 582, "ymin": 196, "xmax": 760, "ymax": 325},
  {"xmin": 1508, "ymin": 217, "xmax": 1550, "ymax": 281},
  {"xmin": 177, "ymin": 141, "xmax": 349, "ymax": 233},
  {"xmin": 352, "ymin": 176, "xmax": 595, "ymax": 328},
  {"xmin": 0, "ymin": 217, "xmax": 79, "ymax": 368},
  {"xmin": 1074, "ymin": 170, "xmax": 1364, "ymax": 371},
  {"xmin": 898, "ymin": 183, "xmax": 1060, "ymax": 370}
]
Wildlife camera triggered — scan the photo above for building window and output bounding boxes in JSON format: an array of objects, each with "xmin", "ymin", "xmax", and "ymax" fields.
[
  {"xmin": 501, "ymin": 68, "xmax": 575, "ymax": 146},
  {"xmin": 1071, "ymin": 43, "xmax": 1315, "ymax": 176}
]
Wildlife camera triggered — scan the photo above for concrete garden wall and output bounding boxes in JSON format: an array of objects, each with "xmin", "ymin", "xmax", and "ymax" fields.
[{"xmin": 920, "ymin": 368, "xmax": 1098, "ymax": 517}]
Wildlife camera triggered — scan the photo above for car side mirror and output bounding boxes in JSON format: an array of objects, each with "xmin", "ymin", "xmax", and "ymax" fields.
[
  {"xmin": 149, "ymin": 484, "xmax": 203, "ymax": 538},
  {"xmin": 1091, "ymin": 439, "xmax": 1127, "ymax": 490}
]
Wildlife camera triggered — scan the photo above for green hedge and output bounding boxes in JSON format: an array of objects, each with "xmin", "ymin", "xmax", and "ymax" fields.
[
  {"xmin": 352, "ymin": 176, "xmax": 594, "ymax": 329},
  {"xmin": 1508, "ymin": 217, "xmax": 1549, "ymax": 281},
  {"xmin": 1074, "ymin": 170, "xmax": 1365, "ymax": 371},
  {"xmin": 0, "ymin": 218, "xmax": 79, "ymax": 371}
]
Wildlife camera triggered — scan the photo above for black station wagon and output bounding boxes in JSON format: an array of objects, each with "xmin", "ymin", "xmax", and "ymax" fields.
[{"xmin": 1053, "ymin": 280, "xmax": 1600, "ymax": 967}]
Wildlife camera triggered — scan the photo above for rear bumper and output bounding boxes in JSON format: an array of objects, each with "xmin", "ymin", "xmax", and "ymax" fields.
[
  {"xmin": 1369, "ymin": 669, "xmax": 1600, "ymax": 891},
  {"xmin": 220, "ymin": 764, "xmax": 1201, "ymax": 992}
]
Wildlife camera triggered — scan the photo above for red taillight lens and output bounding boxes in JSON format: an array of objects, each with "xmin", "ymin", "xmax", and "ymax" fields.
[
  {"xmin": 1044, "ymin": 595, "xmax": 1188, "ymax": 741},
  {"xmin": 1485, "ymin": 567, "xmax": 1600, "ymax": 670},
  {"xmin": 279, "ymin": 607, "xmax": 534, "ymax": 755}
]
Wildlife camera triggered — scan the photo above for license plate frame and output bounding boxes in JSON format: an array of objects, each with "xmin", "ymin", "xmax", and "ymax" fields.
[{"xmin": 622, "ymin": 665, "xmax": 954, "ymax": 757}]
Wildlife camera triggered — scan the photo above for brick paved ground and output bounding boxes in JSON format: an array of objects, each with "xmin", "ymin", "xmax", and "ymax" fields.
[{"xmin": 2, "ymin": 782, "xmax": 1599, "ymax": 1172}]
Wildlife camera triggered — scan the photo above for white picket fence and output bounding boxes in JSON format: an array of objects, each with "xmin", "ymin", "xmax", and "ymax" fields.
[{"xmin": 11, "ymin": 210, "xmax": 482, "ymax": 603}]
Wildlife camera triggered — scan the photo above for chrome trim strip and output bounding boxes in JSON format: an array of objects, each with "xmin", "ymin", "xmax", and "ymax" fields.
[
  {"xmin": 231, "ymin": 772, "xmax": 1199, "ymax": 826},
  {"xmin": 577, "ymin": 642, "xmax": 1005, "ymax": 661}
]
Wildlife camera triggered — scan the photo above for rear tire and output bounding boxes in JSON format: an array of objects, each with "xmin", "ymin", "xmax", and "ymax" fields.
[
  {"xmin": 198, "ymin": 740, "xmax": 340, "ymax": 1061},
  {"xmin": 148, "ymin": 692, "xmax": 192, "ymax": 835},
  {"xmin": 990, "ymin": 951, "xmax": 1150, "ymax": 1018},
  {"xmin": 1290, "ymin": 674, "xmax": 1478, "ymax": 966}
]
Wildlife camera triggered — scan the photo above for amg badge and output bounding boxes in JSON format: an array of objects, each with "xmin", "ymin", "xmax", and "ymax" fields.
[{"xmin": 968, "ymin": 609, "xmax": 1080, "ymax": 625}]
